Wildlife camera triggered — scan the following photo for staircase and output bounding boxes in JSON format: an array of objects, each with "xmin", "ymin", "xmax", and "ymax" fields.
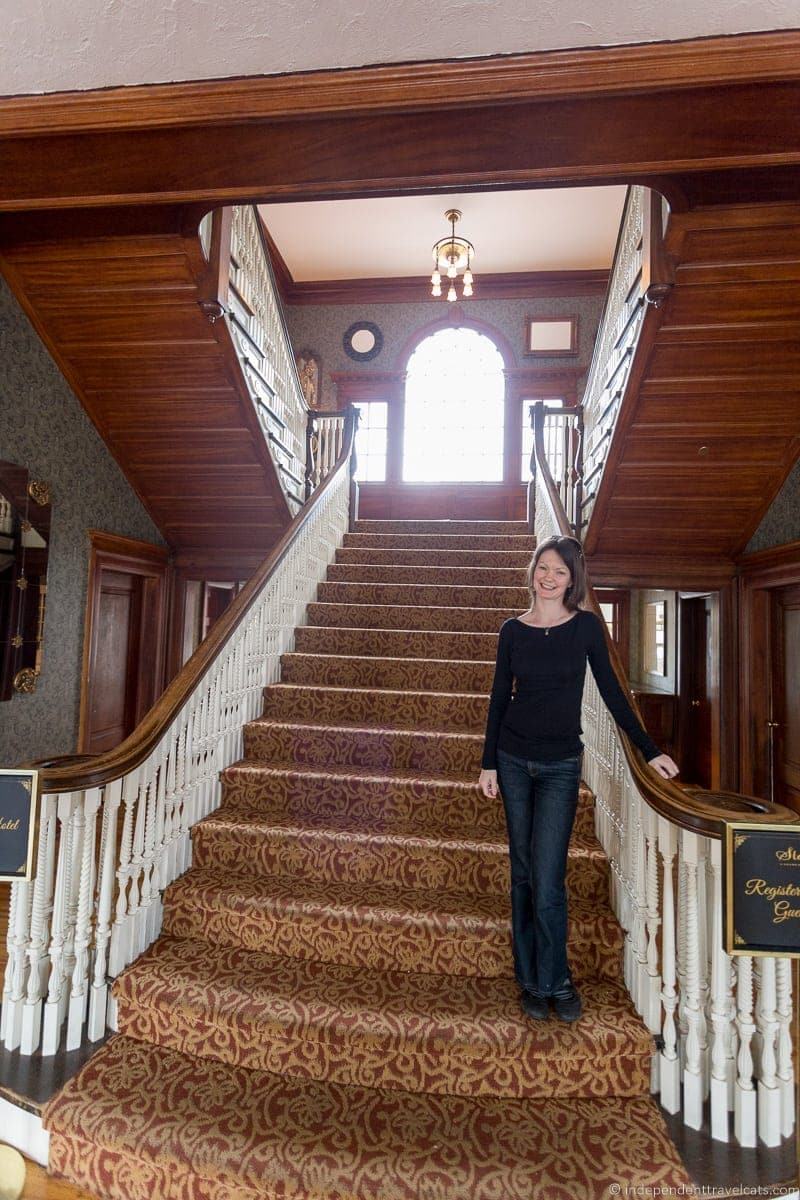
[{"xmin": 42, "ymin": 519, "xmax": 692, "ymax": 1199}]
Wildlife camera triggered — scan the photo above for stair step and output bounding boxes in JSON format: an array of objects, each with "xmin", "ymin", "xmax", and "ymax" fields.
[
  {"xmin": 260, "ymin": 682, "xmax": 489, "ymax": 733},
  {"xmin": 326, "ymin": 563, "xmax": 527, "ymax": 585},
  {"xmin": 44, "ymin": 1037, "xmax": 692, "ymax": 1200},
  {"xmin": 162, "ymin": 868, "xmax": 623, "ymax": 980},
  {"xmin": 220, "ymin": 761, "xmax": 596, "ymax": 841},
  {"xmin": 336, "ymin": 546, "xmax": 533, "ymax": 567},
  {"xmin": 343, "ymin": 531, "xmax": 535, "ymax": 550},
  {"xmin": 352, "ymin": 519, "xmax": 530, "ymax": 535},
  {"xmin": 317, "ymin": 581, "xmax": 529, "ymax": 608},
  {"xmin": 280, "ymin": 652, "xmax": 495, "ymax": 693},
  {"xmin": 220, "ymin": 761, "xmax": 508, "ymax": 836},
  {"xmin": 243, "ymin": 718, "xmax": 484, "ymax": 775},
  {"xmin": 306, "ymin": 601, "xmax": 518, "ymax": 632},
  {"xmin": 114, "ymin": 936, "xmax": 647, "ymax": 1099},
  {"xmin": 192, "ymin": 811, "xmax": 608, "ymax": 901},
  {"xmin": 293, "ymin": 624, "xmax": 500, "ymax": 659}
]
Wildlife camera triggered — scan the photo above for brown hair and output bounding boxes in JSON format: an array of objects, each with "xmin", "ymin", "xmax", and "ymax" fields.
[{"xmin": 525, "ymin": 535, "xmax": 588, "ymax": 612}]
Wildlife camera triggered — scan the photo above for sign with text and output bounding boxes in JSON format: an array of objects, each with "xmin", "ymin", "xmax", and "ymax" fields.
[
  {"xmin": 0, "ymin": 769, "xmax": 38, "ymax": 882},
  {"xmin": 724, "ymin": 821, "xmax": 800, "ymax": 957}
]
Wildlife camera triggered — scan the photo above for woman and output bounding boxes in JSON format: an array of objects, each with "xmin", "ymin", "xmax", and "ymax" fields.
[{"xmin": 478, "ymin": 534, "xmax": 679, "ymax": 1024}]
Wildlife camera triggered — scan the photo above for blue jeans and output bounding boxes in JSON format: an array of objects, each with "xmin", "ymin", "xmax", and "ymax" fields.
[{"xmin": 495, "ymin": 747, "xmax": 582, "ymax": 997}]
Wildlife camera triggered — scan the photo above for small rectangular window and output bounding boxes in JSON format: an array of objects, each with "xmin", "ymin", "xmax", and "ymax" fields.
[
  {"xmin": 352, "ymin": 401, "xmax": 388, "ymax": 482},
  {"xmin": 520, "ymin": 399, "xmax": 564, "ymax": 482}
]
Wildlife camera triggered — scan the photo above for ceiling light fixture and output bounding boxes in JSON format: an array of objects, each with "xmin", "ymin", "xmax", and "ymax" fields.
[{"xmin": 430, "ymin": 209, "xmax": 475, "ymax": 301}]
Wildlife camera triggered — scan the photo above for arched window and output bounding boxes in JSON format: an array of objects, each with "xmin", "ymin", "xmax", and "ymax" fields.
[{"xmin": 402, "ymin": 327, "xmax": 505, "ymax": 482}]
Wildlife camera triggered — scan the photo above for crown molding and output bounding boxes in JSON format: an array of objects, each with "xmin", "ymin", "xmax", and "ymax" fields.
[
  {"xmin": 259, "ymin": 205, "xmax": 609, "ymax": 307},
  {"xmin": 2, "ymin": 31, "xmax": 800, "ymax": 137},
  {"xmin": 278, "ymin": 269, "xmax": 608, "ymax": 306}
]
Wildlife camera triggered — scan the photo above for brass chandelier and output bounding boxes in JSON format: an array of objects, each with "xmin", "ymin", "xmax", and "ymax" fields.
[{"xmin": 430, "ymin": 208, "xmax": 475, "ymax": 301}]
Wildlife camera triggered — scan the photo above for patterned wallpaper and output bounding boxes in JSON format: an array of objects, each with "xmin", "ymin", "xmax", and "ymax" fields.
[
  {"xmin": 285, "ymin": 293, "xmax": 604, "ymax": 407},
  {"xmin": 0, "ymin": 275, "xmax": 165, "ymax": 766},
  {"xmin": 745, "ymin": 455, "xmax": 800, "ymax": 554}
]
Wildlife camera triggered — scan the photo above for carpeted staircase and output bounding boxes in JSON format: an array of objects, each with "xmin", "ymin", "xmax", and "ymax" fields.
[{"xmin": 43, "ymin": 519, "xmax": 693, "ymax": 1199}]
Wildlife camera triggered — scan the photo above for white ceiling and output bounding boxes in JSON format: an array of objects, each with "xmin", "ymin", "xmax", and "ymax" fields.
[
  {"xmin": 261, "ymin": 187, "xmax": 627, "ymax": 281},
  {"xmin": 1, "ymin": 1, "xmax": 798, "ymax": 96}
]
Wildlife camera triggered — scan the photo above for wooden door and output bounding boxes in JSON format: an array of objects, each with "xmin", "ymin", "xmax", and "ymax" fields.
[
  {"xmin": 84, "ymin": 569, "xmax": 143, "ymax": 754},
  {"xmin": 771, "ymin": 583, "xmax": 800, "ymax": 814},
  {"xmin": 678, "ymin": 594, "xmax": 717, "ymax": 788},
  {"xmin": 79, "ymin": 532, "xmax": 170, "ymax": 754}
]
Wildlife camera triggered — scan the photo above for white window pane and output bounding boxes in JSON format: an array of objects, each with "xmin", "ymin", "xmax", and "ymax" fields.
[{"xmin": 403, "ymin": 329, "xmax": 505, "ymax": 483}]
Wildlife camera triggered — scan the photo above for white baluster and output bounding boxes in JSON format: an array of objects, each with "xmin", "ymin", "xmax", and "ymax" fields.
[
  {"xmin": 643, "ymin": 807, "xmax": 662, "ymax": 1048},
  {"xmin": 3, "ymin": 878, "xmax": 32, "ymax": 1051},
  {"xmin": 734, "ymin": 955, "xmax": 757, "ymax": 1147},
  {"xmin": 138, "ymin": 758, "xmax": 159, "ymax": 950},
  {"xmin": 755, "ymin": 957, "xmax": 781, "ymax": 1146},
  {"xmin": 696, "ymin": 841, "xmax": 710, "ymax": 1099},
  {"xmin": 108, "ymin": 769, "xmax": 139, "ymax": 979},
  {"xmin": 775, "ymin": 957, "xmax": 795, "ymax": 1138},
  {"xmin": 708, "ymin": 839, "xmax": 732, "ymax": 1141},
  {"xmin": 676, "ymin": 847, "xmax": 688, "ymax": 1073},
  {"xmin": 20, "ymin": 793, "xmax": 57, "ymax": 1054},
  {"xmin": 67, "ymin": 787, "xmax": 101, "ymax": 1049},
  {"xmin": 42, "ymin": 793, "xmax": 78, "ymax": 1055},
  {"xmin": 681, "ymin": 832, "xmax": 704, "ymax": 1129},
  {"xmin": 88, "ymin": 778, "xmax": 122, "ymax": 1040},
  {"xmin": 658, "ymin": 818, "xmax": 680, "ymax": 1113}
]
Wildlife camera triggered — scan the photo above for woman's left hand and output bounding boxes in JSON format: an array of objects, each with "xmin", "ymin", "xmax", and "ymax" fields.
[{"xmin": 647, "ymin": 753, "xmax": 680, "ymax": 780}]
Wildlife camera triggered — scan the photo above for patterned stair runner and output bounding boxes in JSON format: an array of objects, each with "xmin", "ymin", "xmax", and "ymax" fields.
[{"xmin": 43, "ymin": 519, "xmax": 693, "ymax": 1199}]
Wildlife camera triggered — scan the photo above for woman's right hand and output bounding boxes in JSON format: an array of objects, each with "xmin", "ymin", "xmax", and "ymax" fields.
[{"xmin": 478, "ymin": 768, "xmax": 499, "ymax": 798}]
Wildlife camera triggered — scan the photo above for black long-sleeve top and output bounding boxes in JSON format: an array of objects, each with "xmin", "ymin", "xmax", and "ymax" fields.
[{"xmin": 481, "ymin": 609, "xmax": 661, "ymax": 769}]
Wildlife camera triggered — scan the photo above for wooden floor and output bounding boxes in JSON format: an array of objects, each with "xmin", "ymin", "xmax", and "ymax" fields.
[{"xmin": 22, "ymin": 1161, "xmax": 93, "ymax": 1199}]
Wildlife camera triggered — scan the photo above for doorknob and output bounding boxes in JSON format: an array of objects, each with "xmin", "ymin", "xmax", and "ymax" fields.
[
  {"xmin": 690, "ymin": 700, "xmax": 700, "ymax": 708},
  {"xmin": 767, "ymin": 720, "xmax": 780, "ymax": 729}
]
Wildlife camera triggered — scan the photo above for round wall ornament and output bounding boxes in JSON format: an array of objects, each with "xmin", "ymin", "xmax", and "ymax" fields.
[{"xmin": 343, "ymin": 321, "xmax": 384, "ymax": 363}]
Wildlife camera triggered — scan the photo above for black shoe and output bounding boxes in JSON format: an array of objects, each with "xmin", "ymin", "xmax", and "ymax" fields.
[
  {"xmin": 520, "ymin": 990, "xmax": 550, "ymax": 1021},
  {"xmin": 552, "ymin": 982, "xmax": 582, "ymax": 1022}
]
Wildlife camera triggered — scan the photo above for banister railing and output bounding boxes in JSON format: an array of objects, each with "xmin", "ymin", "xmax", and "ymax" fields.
[
  {"xmin": 526, "ymin": 402, "xmax": 582, "ymax": 535},
  {"xmin": 199, "ymin": 204, "xmax": 348, "ymax": 516},
  {"xmin": 532, "ymin": 400, "xmax": 796, "ymax": 1151},
  {"xmin": 579, "ymin": 186, "xmax": 672, "ymax": 536},
  {"xmin": 2, "ymin": 410, "xmax": 358, "ymax": 1060}
]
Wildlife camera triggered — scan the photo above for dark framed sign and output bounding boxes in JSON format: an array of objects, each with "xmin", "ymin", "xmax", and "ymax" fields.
[
  {"xmin": 723, "ymin": 821, "xmax": 800, "ymax": 957},
  {"xmin": 0, "ymin": 768, "xmax": 38, "ymax": 882}
]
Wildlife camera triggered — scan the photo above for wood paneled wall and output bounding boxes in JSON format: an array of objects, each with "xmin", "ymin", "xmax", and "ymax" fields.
[
  {"xmin": 585, "ymin": 203, "xmax": 800, "ymax": 576},
  {"xmin": 0, "ymin": 212, "xmax": 291, "ymax": 578}
]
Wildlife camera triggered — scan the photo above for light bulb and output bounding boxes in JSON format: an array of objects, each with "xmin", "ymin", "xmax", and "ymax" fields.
[
  {"xmin": 463, "ymin": 269, "xmax": 473, "ymax": 285},
  {"xmin": 431, "ymin": 271, "xmax": 441, "ymax": 285},
  {"xmin": 463, "ymin": 283, "xmax": 473, "ymax": 297},
  {"xmin": 447, "ymin": 285, "xmax": 457, "ymax": 302},
  {"xmin": 431, "ymin": 283, "xmax": 442, "ymax": 297},
  {"xmin": 447, "ymin": 264, "xmax": 457, "ymax": 279}
]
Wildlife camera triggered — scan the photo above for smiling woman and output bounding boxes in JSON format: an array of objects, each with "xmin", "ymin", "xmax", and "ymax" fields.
[{"xmin": 478, "ymin": 533, "xmax": 678, "ymax": 1023}]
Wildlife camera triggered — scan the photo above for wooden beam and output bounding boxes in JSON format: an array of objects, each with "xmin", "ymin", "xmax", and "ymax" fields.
[
  {"xmin": 275, "ymin": 269, "xmax": 609, "ymax": 306},
  {"xmin": 3, "ymin": 32, "xmax": 800, "ymax": 137},
  {"xmin": 1, "ymin": 39, "xmax": 800, "ymax": 211}
]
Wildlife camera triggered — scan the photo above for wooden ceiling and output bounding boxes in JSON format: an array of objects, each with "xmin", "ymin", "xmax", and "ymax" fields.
[
  {"xmin": 1, "ymin": 35, "xmax": 800, "ymax": 581},
  {"xmin": 0, "ymin": 210, "xmax": 292, "ymax": 573},
  {"xmin": 584, "ymin": 202, "xmax": 800, "ymax": 573}
]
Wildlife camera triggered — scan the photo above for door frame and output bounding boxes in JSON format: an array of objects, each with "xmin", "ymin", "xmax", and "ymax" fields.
[
  {"xmin": 738, "ymin": 539, "xmax": 800, "ymax": 802},
  {"xmin": 78, "ymin": 530, "xmax": 171, "ymax": 753},
  {"xmin": 676, "ymin": 590, "xmax": 720, "ymax": 790}
]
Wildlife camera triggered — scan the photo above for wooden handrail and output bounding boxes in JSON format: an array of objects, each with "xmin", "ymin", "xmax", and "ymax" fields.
[
  {"xmin": 532, "ymin": 401, "xmax": 796, "ymax": 838},
  {"xmin": 32, "ymin": 407, "xmax": 358, "ymax": 794}
]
